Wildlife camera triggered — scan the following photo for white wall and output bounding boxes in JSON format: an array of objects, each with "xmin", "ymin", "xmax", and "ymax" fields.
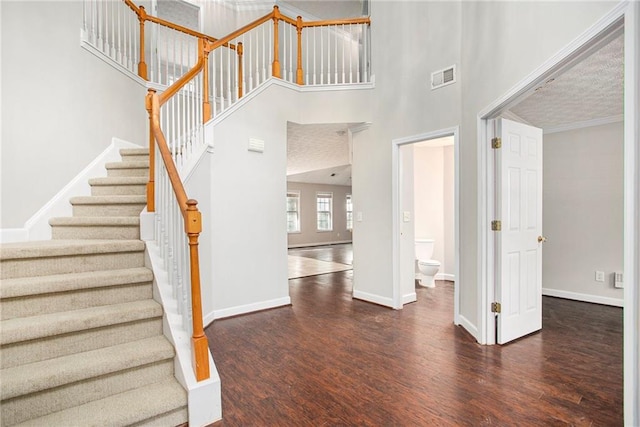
[
  {"xmin": 187, "ymin": 81, "xmax": 371, "ymax": 322},
  {"xmin": 413, "ymin": 144, "xmax": 455, "ymax": 277},
  {"xmin": 352, "ymin": 0, "xmax": 462, "ymax": 306},
  {"xmin": 542, "ymin": 122, "xmax": 624, "ymax": 305},
  {"xmin": 286, "ymin": 182, "xmax": 352, "ymax": 248},
  {"xmin": 1, "ymin": 1, "xmax": 147, "ymax": 229}
]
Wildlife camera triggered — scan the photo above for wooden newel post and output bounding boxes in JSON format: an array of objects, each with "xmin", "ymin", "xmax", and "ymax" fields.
[
  {"xmin": 272, "ymin": 6, "xmax": 281, "ymax": 78},
  {"xmin": 145, "ymin": 89, "xmax": 156, "ymax": 212},
  {"xmin": 185, "ymin": 199, "xmax": 210, "ymax": 382},
  {"xmin": 296, "ymin": 16, "xmax": 304, "ymax": 85},
  {"xmin": 138, "ymin": 6, "xmax": 148, "ymax": 80},
  {"xmin": 237, "ymin": 42, "xmax": 244, "ymax": 99},
  {"xmin": 201, "ymin": 39, "xmax": 212, "ymax": 123}
]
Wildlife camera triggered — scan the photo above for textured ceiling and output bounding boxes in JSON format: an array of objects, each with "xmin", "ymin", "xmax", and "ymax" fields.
[
  {"xmin": 509, "ymin": 33, "xmax": 623, "ymax": 130},
  {"xmin": 287, "ymin": 122, "xmax": 354, "ymax": 186}
]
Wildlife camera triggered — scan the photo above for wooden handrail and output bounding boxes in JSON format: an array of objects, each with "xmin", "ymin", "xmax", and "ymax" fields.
[
  {"xmin": 147, "ymin": 86, "xmax": 210, "ymax": 382},
  {"xmin": 301, "ymin": 17, "xmax": 371, "ymax": 28},
  {"xmin": 128, "ymin": 0, "xmax": 372, "ymax": 383}
]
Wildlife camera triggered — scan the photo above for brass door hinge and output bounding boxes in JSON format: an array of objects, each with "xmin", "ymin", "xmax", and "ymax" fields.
[
  {"xmin": 491, "ymin": 302, "xmax": 501, "ymax": 313},
  {"xmin": 491, "ymin": 220, "xmax": 501, "ymax": 231},
  {"xmin": 491, "ymin": 137, "xmax": 502, "ymax": 149}
]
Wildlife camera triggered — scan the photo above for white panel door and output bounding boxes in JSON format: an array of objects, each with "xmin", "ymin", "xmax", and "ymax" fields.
[{"xmin": 497, "ymin": 118, "xmax": 543, "ymax": 344}]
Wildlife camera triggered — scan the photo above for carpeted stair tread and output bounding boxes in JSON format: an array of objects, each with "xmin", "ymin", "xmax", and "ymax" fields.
[
  {"xmin": 1, "ymin": 335, "xmax": 174, "ymax": 400},
  {"xmin": 105, "ymin": 160, "xmax": 149, "ymax": 169},
  {"xmin": 0, "ymin": 239, "xmax": 144, "ymax": 260},
  {"xmin": 49, "ymin": 216, "xmax": 140, "ymax": 226},
  {"xmin": 119, "ymin": 148, "xmax": 148, "ymax": 156},
  {"xmin": 0, "ymin": 267, "xmax": 153, "ymax": 299},
  {"xmin": 0, "ymin": 299, "xmax": 162, "ymax": 345},
  {"xmin": 69, "ymin": 195, "xmax": 147, "ymax": 205},
  {"xmin": 13, "ymin": 379, "xmax": 186, "ymax": 427},
  {"xmin": 88, "ymin": 176, "xmax": 147, "ymax": 185}
]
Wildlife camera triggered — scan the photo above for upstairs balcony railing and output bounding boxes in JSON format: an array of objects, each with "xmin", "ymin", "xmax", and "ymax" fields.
[{"xmin": 82, "ymin": 0, "xmax": 371, "ymax": 383}]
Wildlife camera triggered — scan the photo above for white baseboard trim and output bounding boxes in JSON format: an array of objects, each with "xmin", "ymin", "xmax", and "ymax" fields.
[
  {"xmin": 208, "ymin": 296, "xmax": 292, "ymax": 323},
  {"xmin": 403, "ymin": 292, "xmax": 417, "ymax": 305},
  {"xmin": 0, "ymin": 138, "xmax": 141, "ymax": 243},
  {"xmin": 458, "ymin": 314, "xmax": 479, "ymax": 342},
  {"xmin": 288, "ymin": 239, "xmax": 352, "ymax": 249},
  {"xmin": 542, "ymin": 287, "xmax": 624, "ymax": 307},
  {"xmin": 352, "ymin": 289, "xmax": 395, "ymax": 308},
  {"xmin": 435, "ymin": 273, "xmax": 455, "ymax": 281}
]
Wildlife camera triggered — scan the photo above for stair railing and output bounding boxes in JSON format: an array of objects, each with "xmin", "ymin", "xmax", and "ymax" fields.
[{"xmin": 82, "ymin": 0, "xmax": 371, "ymax": 383}]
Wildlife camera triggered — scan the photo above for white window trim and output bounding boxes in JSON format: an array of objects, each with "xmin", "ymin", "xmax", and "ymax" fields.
[
  {"xmin": 287, "ymin": 191, "xmax": 301, "ymax": 234},
  {"xmin": 346, "ymin": 194, "xmax": 353, "ymax": 231},
  {"xmin": 316, "ymin": 191, "xmax": 333, "ymax": 232}
]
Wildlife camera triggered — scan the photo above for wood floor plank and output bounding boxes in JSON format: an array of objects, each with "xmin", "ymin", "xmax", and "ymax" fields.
[{"xmin": 206, "ymin": 245, "xmax": 623, "ymax": 426}]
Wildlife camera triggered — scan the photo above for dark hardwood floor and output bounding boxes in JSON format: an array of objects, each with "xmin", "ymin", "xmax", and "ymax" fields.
[{"xmin": 205, "ymin": 245, "xmax": 623, "ymax": 426}]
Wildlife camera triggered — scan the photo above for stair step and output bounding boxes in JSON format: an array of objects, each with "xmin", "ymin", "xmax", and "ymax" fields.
[
  {"xmin": 89, "ymin": 176, "xmax": 147, "ymax": 196},
  {"xmin": 1, "ymin": 267, "xmax": 153, "ymax": 299},
  {"xmin": 0, "ymin": 240, "xmax": 145, "ymax": 279},
  {"xmin": 0, "ymin": 336, "xmax": 175, "ymax": 425},
  {"xmin": 70, "ymin": 195, "xmax": 147, "ymax": 217},
  {"xmin": 1, "ymin": 316, "xmax": 162, "ymax": 369},
  {"xmin": 50, "ymin": 216, "xmax": 140, "ymax": 239},
  {"xmin": 105, "ymin": 160, "xmax": 149, "ymax": 177},
  {"xmin": 13, "ymin": 379, "xmax": 187, "ymax": 427},
  {"xmin": 0, "ymin": 299, "xmax": 162, "ymax": 345},
  {"xmin": 119, "ymin": 147, "xmax": 149, "ymax": 162},
  {"xmin": 0, "ymin": 267, "xmax": 153, "ymax": 320}
]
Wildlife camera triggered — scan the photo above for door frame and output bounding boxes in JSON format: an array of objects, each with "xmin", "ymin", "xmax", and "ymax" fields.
[
  {"xmin": 476, "ymin": 1, "xmax": 638, "ymax": 424},
  {"xmin": 391, "ymin": 126, "xmax": 460, "ymax": 325}
]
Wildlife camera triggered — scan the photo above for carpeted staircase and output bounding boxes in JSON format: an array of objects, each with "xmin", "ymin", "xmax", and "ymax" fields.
[{"xmin": 0, "ymin": 148, "xmax": 188, "ymax": 426}]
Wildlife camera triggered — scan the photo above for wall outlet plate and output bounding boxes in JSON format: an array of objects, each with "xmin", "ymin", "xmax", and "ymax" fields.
[{"xmin": 595, "ymin": 271, "xmax": 605, "ymax": 282}]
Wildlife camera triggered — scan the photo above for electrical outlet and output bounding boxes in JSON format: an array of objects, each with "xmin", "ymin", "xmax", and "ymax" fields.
[{"xmin": 595, "ymin": 271, "xmax": 605, "ymax": 282}]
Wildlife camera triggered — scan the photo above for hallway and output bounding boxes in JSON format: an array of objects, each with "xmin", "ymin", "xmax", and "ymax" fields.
[{"xmin": 206, "ymin": 245, "xmax": 623, "ymax": 426}]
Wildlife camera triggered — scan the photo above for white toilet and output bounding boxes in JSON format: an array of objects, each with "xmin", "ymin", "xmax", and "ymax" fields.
[{"xmin": 415, "ymin": 239, "xmax": 440, "ymax": 288}]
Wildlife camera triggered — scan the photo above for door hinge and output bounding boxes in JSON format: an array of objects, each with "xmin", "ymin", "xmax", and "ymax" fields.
[
  {"xmin": 491, "ymin": 302, "xmax": 501, "ymax": 313},
  {"xmin": 491, "ymin": 137, "xmax": 502, "ymax": 149},
  {"xmin": 491, "ymin": 220, "xmax": 501, "ymax": 231}
]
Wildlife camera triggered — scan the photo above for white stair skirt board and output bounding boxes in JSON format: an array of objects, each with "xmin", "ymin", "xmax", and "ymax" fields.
[
  {"xmin": 145, "ymin": 241, "xmax": 222, "ymax": 425},
  {"xmin": 435, "ymin": 273, "xmax": 455, "ymax": 281},
  {"xmin": 352, "ymin": 290, "xmax": 395, "ymax": 308},
  {"xmin": 0, "ymin": 138, "xmax": 143, "ymax": 244},
  {"xmin": 287, "ymin": 256, "xmax": 352, "ymax": 279},
  {"xmin": 208, "ymin": 297, "xmax": 292, "ymax": 323},
  {"xmin": 542, "ymin": 288, "xmax": 624, "ymax": 308}
]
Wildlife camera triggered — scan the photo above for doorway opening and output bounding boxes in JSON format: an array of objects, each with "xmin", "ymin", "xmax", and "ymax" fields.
[
  {"xmin": 476, "ymin": 3, "xmax": 637, "ymax": 423},
  {"xmin": 392, "ymin": 127, "xmax": 460, "ymax": 324}
]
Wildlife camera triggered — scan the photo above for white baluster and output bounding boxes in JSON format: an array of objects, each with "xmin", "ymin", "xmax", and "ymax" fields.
[{"xmin": 331, "ymin": 26, "xmax": 339, "ymax": 84}]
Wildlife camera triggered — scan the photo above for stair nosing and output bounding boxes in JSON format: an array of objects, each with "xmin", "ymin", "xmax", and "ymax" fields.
[
  {"xmin": 88, "ymin": 177, "xmax": 147, "ymax": 185},
  {"xmin": 13, "ymin": 379, "xmax": 186, "ymax": 427},
  {"xmin": 0, "ymin": 299, "xmax": 162, "ymax": 345},
  {"xmin": 49, "ymin": 217, "xmax": 141, "ymax": 226},
  {"xmin": 0, "ymin": 267, "xmax": 153, "ymax": 298},
  {"xmin": 70, "ymin": 195, "xmax": 147, "ymax": 205},
  {"xmin": 0, "ymin": 240, "xmax": 145, "ymax": 260}
]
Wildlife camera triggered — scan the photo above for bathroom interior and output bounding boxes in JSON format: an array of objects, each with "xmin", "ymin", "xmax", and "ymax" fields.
[{"xmin": 411, "ymin": 136, "xmax": 455, "ymax": 291}]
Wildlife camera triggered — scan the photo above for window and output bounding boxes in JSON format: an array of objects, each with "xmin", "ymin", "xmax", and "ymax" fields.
[
  {"xmin": 287, "ymin": 191, "xmax": 300, "ymax": 233},
  {"xmin": 346, "ymin": 194, "xmax": 353, "ymax": 230},
  {"xmin": 316, "ymin": 192, "xmax": 333, "ymax": 231}
]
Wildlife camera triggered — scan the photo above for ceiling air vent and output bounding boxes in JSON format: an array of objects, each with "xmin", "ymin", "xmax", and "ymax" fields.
[{"xmin": 431, "ymin": 65, "xmax": 456, "ymax": 90}]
